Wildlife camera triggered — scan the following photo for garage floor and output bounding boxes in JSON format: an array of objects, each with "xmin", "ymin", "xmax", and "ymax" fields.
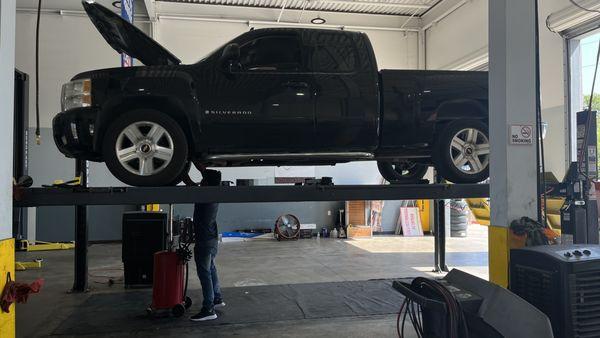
[{"xmin": 16, "ymin": 224, "xmax": 487, "ymax": 337}]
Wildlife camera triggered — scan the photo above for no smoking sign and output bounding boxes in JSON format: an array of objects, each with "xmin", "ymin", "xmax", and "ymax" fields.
[{"xmin": 510, "ymin": 124, "xmax": 534, "ymax": 145}]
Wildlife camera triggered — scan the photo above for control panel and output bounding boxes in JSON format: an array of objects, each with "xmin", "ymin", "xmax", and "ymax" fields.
[{"xmin": 557, "ymin": 248, "xmax": 595, "ymax": 260}]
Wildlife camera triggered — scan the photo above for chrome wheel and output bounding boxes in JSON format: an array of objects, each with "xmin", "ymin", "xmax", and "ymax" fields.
[
  {"xmin": 449, "ymin": 128, "xmax": 489, "ymax": 174},
  {"xmin": 115, "ymin": 121, "xmax": 174, "ymax": 176}
]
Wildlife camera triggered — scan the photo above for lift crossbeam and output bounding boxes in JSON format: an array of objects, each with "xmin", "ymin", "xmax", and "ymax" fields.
[{"xmin": 14, "ymin": 183, "xmax": 489, "ymax": 207}]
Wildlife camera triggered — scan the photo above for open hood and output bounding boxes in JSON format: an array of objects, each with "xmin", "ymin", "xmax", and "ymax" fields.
[{"xmin": 82, "ymin": 1, "xmax": 181, "ymax": 66}]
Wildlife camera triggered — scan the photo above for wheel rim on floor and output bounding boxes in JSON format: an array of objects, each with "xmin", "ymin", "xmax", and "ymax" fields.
[
  {"xmin": 115, "ymin": 121, "xmax": 175, "ymax": 176},
  {"xmin": 449, "ymin": 128, "xmax": 489, "ymax": 175}
]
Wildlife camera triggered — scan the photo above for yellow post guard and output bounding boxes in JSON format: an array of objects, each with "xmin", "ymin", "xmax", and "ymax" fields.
[{"xmin": 0, "ymin": 238, "xmax": 15, "ymax": 338}]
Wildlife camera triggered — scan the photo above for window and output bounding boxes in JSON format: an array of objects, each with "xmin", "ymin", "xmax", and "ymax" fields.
[
  {"xmin": 580, "ymin": 33, "xmax": 600, "ymax": 112},
  {"xmin": 312, "ymin": 34, "xmax": 357, "ymax": 73},
  {"xmin": 567, "ymin": 28, "xmax": 600, "ymax": 169},
  {"xmin": 239, "ymin": 35, "xmax": 302, "ymax": 72}
]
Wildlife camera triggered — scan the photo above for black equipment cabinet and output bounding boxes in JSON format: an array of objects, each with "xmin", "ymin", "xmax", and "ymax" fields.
[
  {"xmin": 510, "ymin": 244, "xmax": 600, "ymax": 338},
  {"xmin": 122, "ymin": 211, "xmax": 167, "ymax": 287}
]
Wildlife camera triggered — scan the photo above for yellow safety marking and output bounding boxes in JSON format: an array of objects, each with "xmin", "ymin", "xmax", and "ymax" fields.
[
  {"xmin": 15, "ymin": 260, "xmax": 42, "ymax": 271},
  {"xmin": 0, "ymin": 238, "xmax": 15, "ymax": 338},
  {"xmin": 489, "ymin": 226, "xmax": 509, "ymax": 288},
  {"xmin": 466, "ymin": 198, "xmax": 490, "ymax": 226}
]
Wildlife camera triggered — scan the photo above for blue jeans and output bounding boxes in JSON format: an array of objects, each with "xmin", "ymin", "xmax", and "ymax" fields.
[{"xmin": 194, "ymin": 239, "xmax": 222, "ymax": 311}]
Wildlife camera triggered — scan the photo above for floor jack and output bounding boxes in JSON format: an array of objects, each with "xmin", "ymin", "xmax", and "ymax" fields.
[{"xmin": 146, "ymin": 216, "xmax": 194, "ymax": 317}]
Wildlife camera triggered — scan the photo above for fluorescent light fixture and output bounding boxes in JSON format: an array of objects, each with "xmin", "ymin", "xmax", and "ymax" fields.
[{"xmin": 311, "ymin": 17, "xmax": 326, "ymax": 24}]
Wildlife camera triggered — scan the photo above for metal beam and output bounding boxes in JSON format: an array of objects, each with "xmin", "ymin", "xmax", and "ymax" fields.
[
  {"xmin": 318, "ymin": 0, "xmax": 431, "ymax": 10},
  {"xmin": 144, "ymin": 0, "xmax": 157, "ymax": 22},
  {"xmin": 421, "ymin": 0, "xmax": 467, "ymax": 31},
  {"xmin": 178, "ymin": 0, "xmax": 431, "ymax": 11},
  {"xmin": 14, "ymin": 184, "xmax": 489, "ymax": 207}
]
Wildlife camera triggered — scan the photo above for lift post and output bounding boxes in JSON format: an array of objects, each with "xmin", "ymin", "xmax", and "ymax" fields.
[
  {"xmin": 433, "ymin": 173, "xmax": 449, "ymax": 273},
  {"xmin": 72, "ymin": 159, "xmax": 88, "ymax": 293}
]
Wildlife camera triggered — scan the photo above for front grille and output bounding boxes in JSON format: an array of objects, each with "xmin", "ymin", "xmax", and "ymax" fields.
[{"xmin": 571, "ymin": 271, "xmax": 600, "ymax": 337}]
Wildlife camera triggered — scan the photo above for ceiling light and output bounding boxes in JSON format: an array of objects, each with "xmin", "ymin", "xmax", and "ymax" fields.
[{"xmin": 311, "ymin": 17, "xmax": 326, "ymax": 25}]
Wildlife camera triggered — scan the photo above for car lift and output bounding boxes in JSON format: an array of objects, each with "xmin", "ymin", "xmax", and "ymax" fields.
[{"xmin": 13, "ymin": 160, "xmax": 490, "ymax": 292}]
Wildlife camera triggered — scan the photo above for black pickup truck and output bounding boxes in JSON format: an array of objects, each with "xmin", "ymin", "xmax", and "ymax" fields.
[{"xmin": 53, "ymin": 2, "xmax": 489, "ymax": 186}]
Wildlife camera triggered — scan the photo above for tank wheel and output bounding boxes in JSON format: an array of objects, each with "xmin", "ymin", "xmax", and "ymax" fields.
[{"xmin": 172, "ymin": 303, "xmax": 186, "ymax": 317}]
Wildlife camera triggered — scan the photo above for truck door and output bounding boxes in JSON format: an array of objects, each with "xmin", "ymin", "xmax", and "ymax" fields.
[
  {"xmin": 310, "ymin": 32, "xmax": 379, "ymax": 152},
  {"xmin": 199, "ymin": 32, "xmax": 316, "ymax": 153}
]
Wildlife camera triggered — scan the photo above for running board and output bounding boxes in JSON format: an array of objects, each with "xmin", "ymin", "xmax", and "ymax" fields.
[{"xmin": 205, "ymin": 152, "xmax": 375, "ymax": 161}]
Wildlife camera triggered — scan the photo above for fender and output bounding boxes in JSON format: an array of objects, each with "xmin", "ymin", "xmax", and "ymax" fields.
[{"xmin": 94, "ymin": 68, "xmax": 202, "ymax": 154}]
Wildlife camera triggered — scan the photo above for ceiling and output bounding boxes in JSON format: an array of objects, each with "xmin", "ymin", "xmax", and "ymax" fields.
[
  {"xmin": 159, "ymin": 0, "xmax": 441, "ymax": 16},
  {"xmin": 17, "ymin": 0, "xmax": 149, "ymax": 16}
]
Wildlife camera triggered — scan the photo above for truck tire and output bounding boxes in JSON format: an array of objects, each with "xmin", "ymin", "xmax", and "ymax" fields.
[
  {"xmin": 450, "ymin": 199, "xmax": 469, "ymax": 237},
  {"xmin": 433, "ymin": 120, "xmax": 489, "ymax": 184},
  {"xmin": 102, "ymin": 109, "xmax": 189, "ymax": 187},
  {"xmin": 377, "ymin": 161, "xmax": 428, "ymax": 183}
]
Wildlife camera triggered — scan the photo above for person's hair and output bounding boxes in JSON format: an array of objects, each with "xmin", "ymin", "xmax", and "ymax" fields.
[{"xmin": 200, "ymin": 170, "xmax": 221, "ymax": 186}]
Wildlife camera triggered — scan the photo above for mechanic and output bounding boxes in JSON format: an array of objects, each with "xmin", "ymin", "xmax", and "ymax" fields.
[{"xmin": 184, "ymin": 164, "xmax": 226, "ymax": 322}]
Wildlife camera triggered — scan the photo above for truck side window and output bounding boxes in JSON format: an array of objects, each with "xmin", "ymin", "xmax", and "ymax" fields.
[
  {"xmin": 239, "ymin": 35, "xmax": 302, "ymax": 72},
  {"xmin": 312, "ymin": 34, "xmax": 357, "ymax": 73}
]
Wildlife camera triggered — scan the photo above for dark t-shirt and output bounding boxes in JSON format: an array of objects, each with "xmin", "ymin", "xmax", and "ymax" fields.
[{"xmin": 193, "ymin": 202, "xmax": 219, "ymax": 242}]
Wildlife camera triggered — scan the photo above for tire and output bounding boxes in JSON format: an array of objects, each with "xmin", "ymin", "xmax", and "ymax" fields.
[
  {"xmin": 377, "ymin": 161, "xmax": 428, "ymax": 183},
  {"xmin": 433, "ymin": 120, "xmax": 489, "ymax": 184},
  {"xmin": 102, "ymin": 109, "xmax": 189, "ymax": 187},
  {"xmin": 171, "ymin": 161, "xmax": 191, "ymax": 186}
]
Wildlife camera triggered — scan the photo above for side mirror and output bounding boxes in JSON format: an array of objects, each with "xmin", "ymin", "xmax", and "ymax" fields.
[{"xmin": 220, "ymin": 43, "xmax": 241, "ymax": 72}]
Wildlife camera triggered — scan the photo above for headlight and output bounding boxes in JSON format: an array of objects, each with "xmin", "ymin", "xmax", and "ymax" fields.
[{"xmin": 61, "ymin": 79, "xmax": 92, "ymax": 111}]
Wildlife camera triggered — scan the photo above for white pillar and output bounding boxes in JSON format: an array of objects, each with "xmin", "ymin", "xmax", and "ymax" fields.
[
  {"xmin": 0, "ymin": 0, "xmax": 16, "ymax": 240},
  {"xmin": 489, "ymin": 0, "xmax": 540, "ymax": 286}
]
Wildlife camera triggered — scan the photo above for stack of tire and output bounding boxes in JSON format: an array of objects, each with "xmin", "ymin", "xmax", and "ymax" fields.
[{"xmin": 450, "ymin": 199, "xmax": 469, "ymax": 237}]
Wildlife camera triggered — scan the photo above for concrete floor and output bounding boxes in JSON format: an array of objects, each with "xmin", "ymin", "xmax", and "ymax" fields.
[{"xmin": 15, "ymin": 224, "xmax": 488, "ymax": 337}]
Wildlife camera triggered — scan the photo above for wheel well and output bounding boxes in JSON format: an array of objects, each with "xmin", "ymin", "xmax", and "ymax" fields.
[
  {"xmin": 95, "ymin": 97, "xmax": 196, "ymax": 155},
  {"xmin": 434, "ymin": 100, "xmax": 488, "ymax": 136},
  {"xmin": 436, "ymin": 100, "xmax": 487, "ymax": 122}
]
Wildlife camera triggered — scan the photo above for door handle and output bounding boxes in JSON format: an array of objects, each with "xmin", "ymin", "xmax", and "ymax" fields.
[{"xmin": 283, "ymin": 81, "xmax": 309, "ymax": 89}]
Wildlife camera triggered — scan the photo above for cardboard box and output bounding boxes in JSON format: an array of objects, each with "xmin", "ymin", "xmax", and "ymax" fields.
[{"xmin": 347, "ymin": 225, "xmax": 372, "ymax": 238}]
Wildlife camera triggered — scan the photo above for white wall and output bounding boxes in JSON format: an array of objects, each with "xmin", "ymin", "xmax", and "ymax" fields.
[
  {"xmin": 424, "ymin": 0, "xmax": 570, "ymax": 178},
  {"xmin": 425, "ymin": 0, "xmax": 488, "ymax": 70},
  {"xmin": 1, "ymin": 0, "xmax": 16, "ymax": 240}
]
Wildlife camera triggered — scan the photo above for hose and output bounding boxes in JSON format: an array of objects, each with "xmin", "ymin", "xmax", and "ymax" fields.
[
  {"xmin": 184, "ymin": 260, "xmax": 189, "ymax": 302},
  {"xmin": 397, "ymin": 278, "xmax": 469, "ymax": 338},
  {"xmin": 35, "ymin": 0, "xmax": 42, "ymax": 144}
]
